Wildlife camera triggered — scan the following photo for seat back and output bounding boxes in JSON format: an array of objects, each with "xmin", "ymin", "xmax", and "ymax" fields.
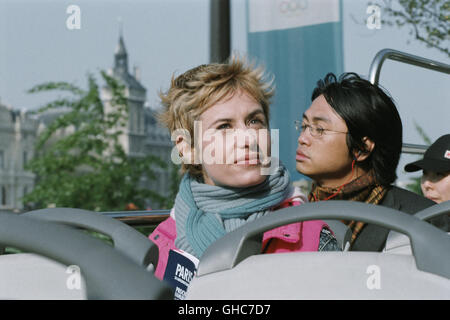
[
  {"xmin": 383, "ymin": 231, "xmax": 413, "ymax": 255},
  {"xmin": 384, "ymin": 201, "xmax": 450, "ymax": 255},
  {"xmin": 0, "ymin": 253, "xmax": 86, "ymax": 299},
  {"xmin": 23, "ymin": 208, "xmax": 159, "ymax": 268},
  {"xmin": 187, "ymin": 251, "xmax": 450, "ymax": 299},
  {"xmin": 189, "ymin": 202, "xmax": 450, "ymax": 299}
]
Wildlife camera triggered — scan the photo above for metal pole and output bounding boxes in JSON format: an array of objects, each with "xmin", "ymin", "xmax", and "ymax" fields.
[{"xmin": 210, "ymin": 0, "xmax": 231, "ymax": 63}]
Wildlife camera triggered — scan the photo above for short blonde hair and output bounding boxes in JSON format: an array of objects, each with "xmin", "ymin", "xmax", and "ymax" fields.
[{"xmin": 158, "ymin": 56, "xmax": 275, "ymax": 178}]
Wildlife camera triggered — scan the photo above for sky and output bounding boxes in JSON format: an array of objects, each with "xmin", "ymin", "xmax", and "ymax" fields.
[
  {"xmin": 0, "ymin": 0, "xmax": 449, "ymax": 185},
  {"xmin": 0, "ymin": 0, "xmax": 210, "ymax": 109}
]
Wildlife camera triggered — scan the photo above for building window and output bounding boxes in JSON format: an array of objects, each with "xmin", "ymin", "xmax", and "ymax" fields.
[{"xmin": 0, "ymin": 150, "xmax": 4, "ymax": 169}]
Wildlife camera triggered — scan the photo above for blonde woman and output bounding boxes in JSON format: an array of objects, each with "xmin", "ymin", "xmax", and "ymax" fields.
[{"xmin": 149, "ymin": 58, "xmax": 338, "ymax": 297}]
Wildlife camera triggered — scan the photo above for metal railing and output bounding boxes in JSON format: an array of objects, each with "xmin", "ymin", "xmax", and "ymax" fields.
[
  {"xmin": 368, "ymin": 48, "xmax": 450, "ymax": 155},
  {"xmin": 401, "ymin": 143, "xmax": 429, "ymax": 155},
  {"xmin": 101, "ymin": 209, "xmax": 170, "ymax": 226},
  {"xmin": 369, "ymin": 48, "xmax": 450, "ymax": 86}
]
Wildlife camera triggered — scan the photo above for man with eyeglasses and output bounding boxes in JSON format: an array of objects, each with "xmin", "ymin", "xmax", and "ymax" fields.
[{"xmin": 294, "ymin": 72, "xmax": 448, "ymax": 251}]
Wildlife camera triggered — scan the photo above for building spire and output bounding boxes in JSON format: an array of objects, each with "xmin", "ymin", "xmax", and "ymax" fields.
[
  {"xmin": 118, "ymin": 16, "xmax": 123, "ymax": 38},
  {"xmin": 114, "ymin": 16, "xmax": 128, "ymax": 74},
  {"xmin": 110, "ymin": 17, "xmax": 145, "ymax": 92}
]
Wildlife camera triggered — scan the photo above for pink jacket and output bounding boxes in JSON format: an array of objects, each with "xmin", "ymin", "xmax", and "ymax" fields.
[{"xmin": 149, "ymin": 192, "xmax": 329, "ymax": 280}]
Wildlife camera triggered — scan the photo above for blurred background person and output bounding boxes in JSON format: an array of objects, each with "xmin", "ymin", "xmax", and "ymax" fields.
[{"xmin": 405, "ymin": 134, "xmax": 450, "ymax": 204}]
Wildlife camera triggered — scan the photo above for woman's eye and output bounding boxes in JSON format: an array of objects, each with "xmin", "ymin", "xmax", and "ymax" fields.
[
  {"xmin": 249, "ymin": 118, "xmax": 265, "ymax": 127},
  {"xmin": 217, "ymin": 123, "xmax": 231, "ymax": 130}
]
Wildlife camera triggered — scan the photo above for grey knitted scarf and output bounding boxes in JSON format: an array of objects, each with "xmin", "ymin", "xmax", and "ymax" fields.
[{"xmin": 173, "ymin": 165, "xmax": 291, "ymax": 258}]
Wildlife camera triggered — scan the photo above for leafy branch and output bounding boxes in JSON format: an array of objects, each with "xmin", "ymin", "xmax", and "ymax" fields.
[
  {"xmin": 23, "ymin": 71, "xmax": 167, "ymax": 211},
  {"xmin": 369, "ymin": 0, "xmax": 450, "ymax": 57}
]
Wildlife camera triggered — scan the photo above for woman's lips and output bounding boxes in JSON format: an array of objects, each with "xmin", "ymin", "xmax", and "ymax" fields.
[{"xmin": 235, "ymin": 154, "xmax": 260, "ymax": 165}]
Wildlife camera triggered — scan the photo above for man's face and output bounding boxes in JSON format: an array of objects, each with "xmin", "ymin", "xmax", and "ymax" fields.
[
  {"xmin": 421, "ymin": 170, "xmax": 450, "ymax": 203},
  {"xmin": 295, "ymin": 94, "xmax": 353, "ymax": 188}
]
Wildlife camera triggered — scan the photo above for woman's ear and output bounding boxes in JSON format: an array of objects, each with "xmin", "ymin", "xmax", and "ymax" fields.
[
  {"xmin": 175, "ymin": 134, "xmax": 193, "ymax": 164},
  {"xmin": 353, "ymin": 137, "xmax": 375, "ymax": 162}
]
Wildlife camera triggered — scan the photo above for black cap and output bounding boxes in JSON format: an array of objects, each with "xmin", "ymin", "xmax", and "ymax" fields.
[{"xmin": 404, "ymin": 134, "xmax": 450, "ymax": 173}]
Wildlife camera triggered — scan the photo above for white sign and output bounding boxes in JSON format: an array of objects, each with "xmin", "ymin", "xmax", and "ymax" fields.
[{"xmin": 248, "ymin": 0, "xmax": 340, "ymax": 33}]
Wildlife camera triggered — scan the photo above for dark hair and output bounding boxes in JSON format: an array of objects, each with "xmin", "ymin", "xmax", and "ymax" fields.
[{"xmin": 311, "ymin": 72, "xmax": 403, "ymax": 186}]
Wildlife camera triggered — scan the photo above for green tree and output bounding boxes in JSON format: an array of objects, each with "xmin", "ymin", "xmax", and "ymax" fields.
[
  {"xmin": 371, "ymin": 0, "xmax": 449, "ymax": 57},
  {"xmin": 23, "ymin": 71, "xmax": 166, "ymax": 211}
]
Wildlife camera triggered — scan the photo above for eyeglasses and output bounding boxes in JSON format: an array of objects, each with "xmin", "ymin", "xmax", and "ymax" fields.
[{"xmin": 294, "ymin": 120, "xmax": 348, "ymax": 138}]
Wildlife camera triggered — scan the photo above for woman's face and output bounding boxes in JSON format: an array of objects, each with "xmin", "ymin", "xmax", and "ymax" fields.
[
  {"xmin": 421, "ymin": 170, "xmax": 450, "ymax": 203},
  {"xmin": 197, "ymin": 90, "xmax": 271, "ymax": 188}
]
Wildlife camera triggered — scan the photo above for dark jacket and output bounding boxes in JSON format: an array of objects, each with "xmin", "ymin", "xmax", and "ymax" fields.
[{"xmin": 351, "ymin": 186, "xmax": 449, "ymax": 252}]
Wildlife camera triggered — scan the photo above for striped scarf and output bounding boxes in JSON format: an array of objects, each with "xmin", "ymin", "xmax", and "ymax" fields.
[
  {"xmin": 174, "ymin": 165, "xmax": 291, "ymax": 258},
  {"xmin": 309, "ymin": 170, "xmax": 387, "ymax": 245}
]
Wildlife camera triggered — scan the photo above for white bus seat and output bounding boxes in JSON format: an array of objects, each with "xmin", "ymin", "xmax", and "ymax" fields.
[{"xmin": 0, "ymin": 253, "xmax": 86, "ymax": 300}]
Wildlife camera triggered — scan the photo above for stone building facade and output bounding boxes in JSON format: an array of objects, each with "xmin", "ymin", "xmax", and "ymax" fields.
[
  {"xmin": 0, "ymin": 105, "xmax": 39, "ymax": 210},
  {"xmin": 0, "ymin": 34, "xmax": 173, "ymax": 211}
]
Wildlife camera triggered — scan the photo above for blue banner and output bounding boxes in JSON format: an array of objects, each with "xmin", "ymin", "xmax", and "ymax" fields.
[{"xmin": 247, "ymin": 0, "xmax": 344, "ymax": 182}]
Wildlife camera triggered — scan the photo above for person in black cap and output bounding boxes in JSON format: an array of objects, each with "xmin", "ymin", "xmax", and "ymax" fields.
[{"xmin": 405, "ymin": 134, "xmax": 450, "ymax": 204}]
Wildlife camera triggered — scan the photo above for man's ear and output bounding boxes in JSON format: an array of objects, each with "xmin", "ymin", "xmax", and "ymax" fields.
[
  {"xmin": 175, "ymin": 134, "xmax": 193, "ymax": 164},
  {"xmin": 353, "ymin": 137, "xmax": 375, "ymax": 162}
]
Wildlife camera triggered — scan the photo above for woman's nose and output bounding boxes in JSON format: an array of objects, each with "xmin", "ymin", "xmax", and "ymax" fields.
[{"xmin": 239, "ymin": 129, "xmax": 258, "ymax": 148}]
